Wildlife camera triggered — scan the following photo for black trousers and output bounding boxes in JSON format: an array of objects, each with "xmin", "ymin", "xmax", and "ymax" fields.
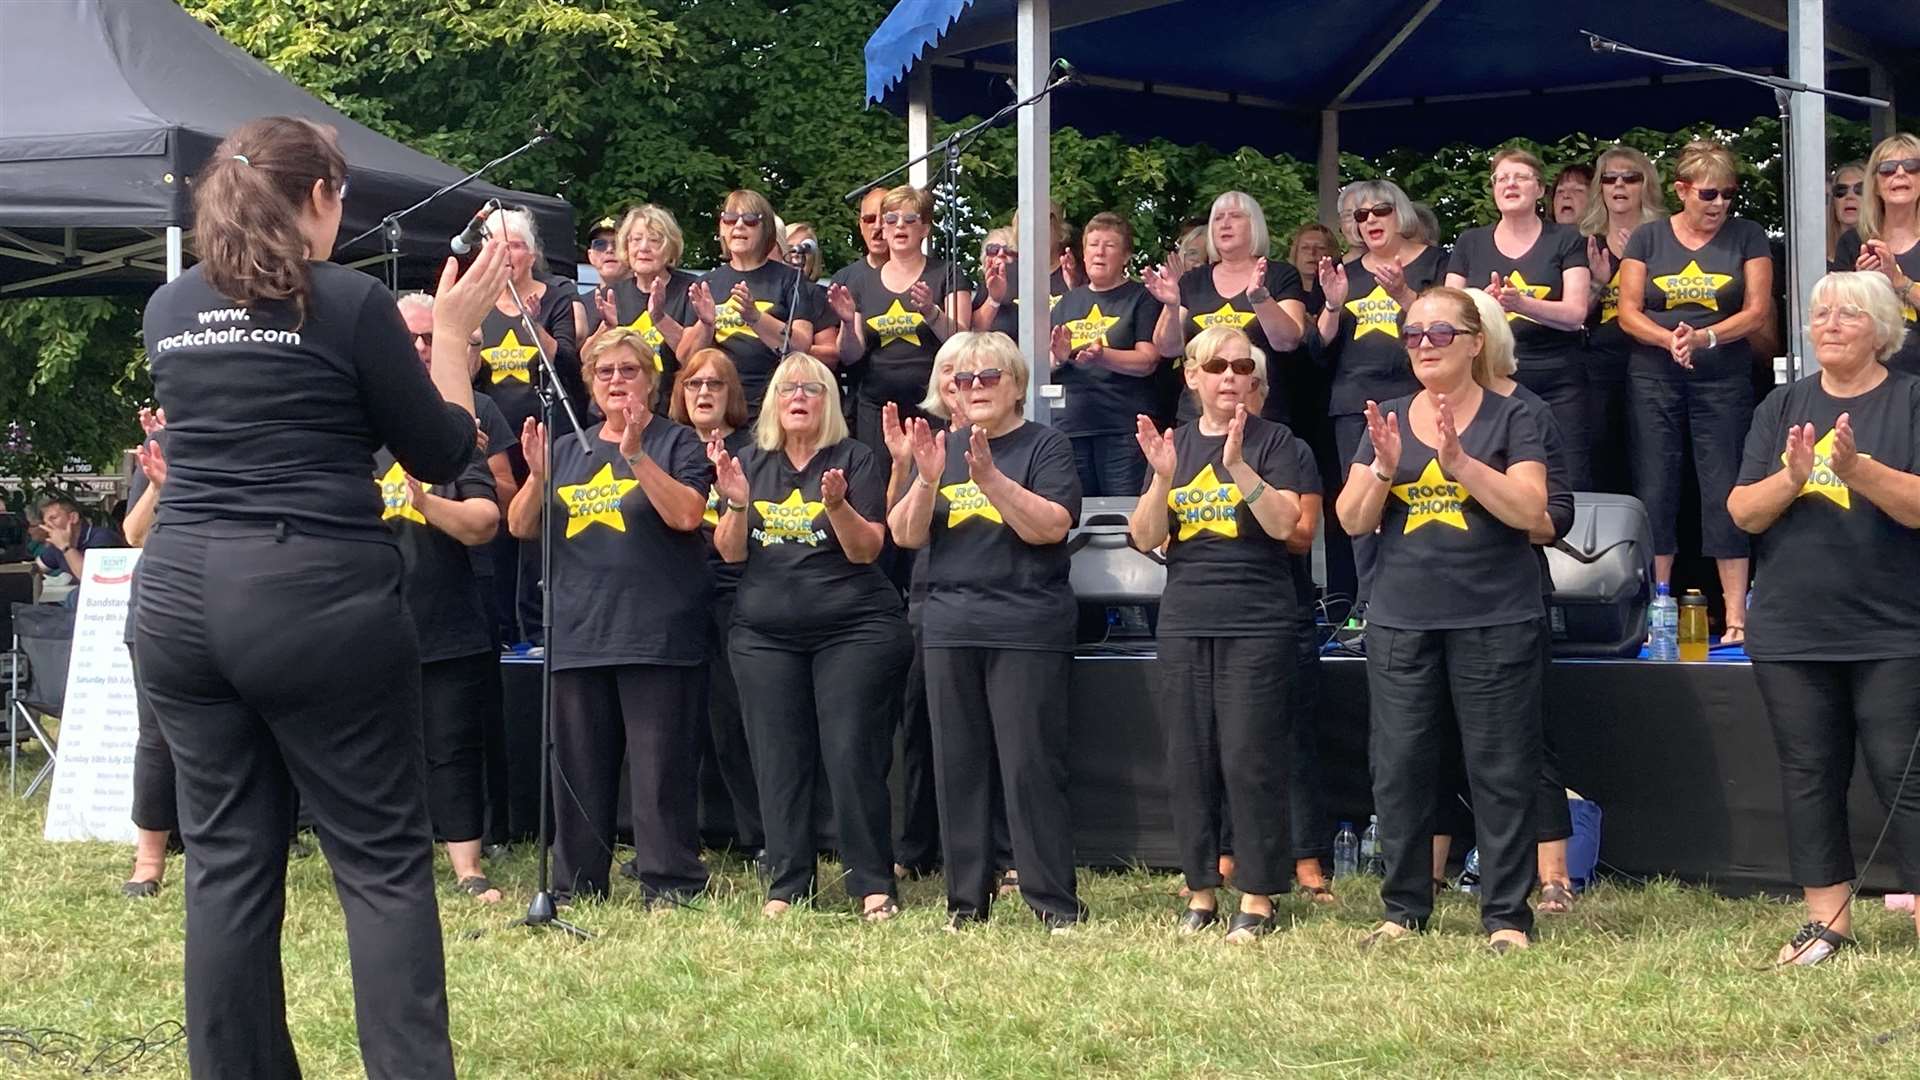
[
  {"xmin": 483, "ymin": 531, "xmax": 520, "ymax": 644},
  {"xmin": 1366, "ymin": 620, "xmax": 1543, "ymax": 936},
  {"xmin": 128, "ymin": 651, "xmax": 178, "ymax": 833},
  {"xmin": 1290, "ymin": 619, "xmax": 1330, "ymax": 860},
  {"xmin": 1586, "ymin": 370, "xmax": 1634, "ymax": 495},
  {"xmin": 925, "ymin": 647, "xmax": 1080, "ymax": 924},
  {"xmin": 1070, "ymin": 432, "xmax": 1148, "ymax": 499},
  {"xmin": 1434, "ymin": 624, "xmax": 1573, "ymax": 846},
  {"xmin": 1157, "ymin": 635, "xmax": 1294, "ymax": 894},
  {"xmin": 1754, "ymin": 658, "xmax": 1920, "ymax": 891},
  {"xmin": 549, "ymin": 663, "xmax": 709, "ymax": 903},
  {"xmin": 419, "ymin": 651, "xmax": 496, "ymax": 845},
  {"xmin": 1628, "ymin": 373, "xmax": 1753, "ymax": 558},
  {"xmin": 1515, "ymin": 361, "xmax": 1592, "ymax": 491},
  {"xmin": 731, "ymin": 618, "xmax": 912, "ymax": 903},
  {"xmin": 897, "ymin": 623, "xmax": 943, "ymax": 873},
  {"xmin": 515, "ymin": 538, "xmax": 544, "ymax": 646},
  {"xmin": 1332, "ymin": 414, "xmax": 1379, "ymax": 609},
  {"xmin": 134, "ymin": 524, "xmax": 453, "ymax": 1080},
  {"xmin": 701, "ymin": 593, "xmax": 763, "ymax": 850}
]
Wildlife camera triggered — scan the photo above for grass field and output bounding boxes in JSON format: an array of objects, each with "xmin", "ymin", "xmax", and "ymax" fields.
[{"xmin": 4, "ymin": 777, "xmax": 1920, "ymax": 1078}]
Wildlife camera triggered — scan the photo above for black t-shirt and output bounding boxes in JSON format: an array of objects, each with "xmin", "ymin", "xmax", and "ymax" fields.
[
  {"xmin": 1622, "ymin": 217, "xmax": 1771, "ymax": 381},
  {"xmin": 842, "ymin": 258, "xmax": 970, "ymax": 407},
  {"xmin": 475, "ymin": 276, "xmax": 585, "ymax": 432},
  {"xmin": 545, "ymin": 421, "xmax": 714, "ymax": 671},
  {"xmin": 609, "ymin": 268, "xmax": 700, "ymax": 411},
  {"xmin": 972, "ymin": 266, "xmax": 1069, "ymax": 342},
  {"xmin": 700, "ymin": 428, "xmax": 755, "ymax": 596},
  {"xmin": 1050, "ymin": 280, "xmax": 1163, "ymax": 436},
  {"xmin": 1505, "ymin": 382, "xmax": 1574, "ymax": 597},
  {"xmin": 804, "ymin": 280, "xmax": 837, "ymax": 333},
  {"xmin": 733, "ymin": 438, "xmax": 902, "ymax": 639},
  {"xmin": 1322, "ymin": 247, "xmax": 1449, "ymax": 416},
  {"xmin": 1154, "ymin": 416, "xmax": 1317, "ymax": 636},
  {"xmin": 1835, "ymin": 230, "xmax": 1920, "ymax": 376},
  {"xmin": 474, "ymin": 391, "xmax": 516, "ymax": 463},
  {"xmin": 1585, "ymin": 252, "xmax": 1631, "ymax": 383},
  {"xmin": 699, "ymin": 260, "xmax": 821, "ymax": 416},
  {"xmin": 1449, "ymin": 222, "xmax": 1587, "ymax": 371},
  {"xmin": 1352, "ymin": 391, "xmax": 1547, "ymax": 629},
  {"xmin": 1176, "ymin": 261, "xmax": 1308, "ymax": 424},
  {"xmin": 375, "ymin": 448, "xmax": 496, "ymax": 663},
  {"xmin": 142, "ymin": 262, "xmax": 476, "ymax": 541},
  {"xmin": 921, "ymin": 421, "xmax": 1081, "ymax": 651},
  {"xmin": 1740, "ymin": 372, "xmax": 1920, "ymax": 660}
]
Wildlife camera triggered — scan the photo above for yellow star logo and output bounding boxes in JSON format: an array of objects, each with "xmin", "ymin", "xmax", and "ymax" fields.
[
  {"xmin": 1903, "ymin": 300, "xmax": 1918, "ymax": 326},
  {"xmin": 866, "ymin": 298, "xmax": 926, "ymax": 348},
  {"xmin": 1063, "ymin": 303, "xmax": 1122, "ymax": 351},
  {"xmin": 377, "ymin": 461, "xmax": 425, "ymax": 525},
  {"xmin": 702, "ymin": 485, "xmax": 722, "ymax": 528},
  {"xmin": 1048, "ymin": 293, "xmax": 1063, "ymax": 310},
  {"xmin": 1168, "ymin": 464, "xmax": 1242, "ymax": 540},
  {"xmin": 557, "ymin": 462, "xmax": 637, "ymax": 539},
  {"xmin": 1345, "ymin": 285, "xmax": 1401, "ymax": 340},
  {"xmin": 1600, "ymin": 267, "xmax": 1622, "ymax": 325},
  {"xmin": 750, "ymin": 488, "xmax": 827, "ymax": 546},
  {"xmin": 1784, "ymin": 428, "xmax": 1869, "ymax": 510},
  {"xmin": 1654, "ymin": 260, "xmax": 1734, "ymax": 313},
  {"xmin": 713, "ymin": 298, "xmax": 777, "ymax": 344},
  {"xmin": 1391, "ymin": 458, "xmax": 1470, "ymax": 533},
  {"xmin": 1502, "ymin": 270, "xmax": 1552, "ymax": 323},
  {"xmin": 481, "ymin": 329, "xmax": 536, "ymax": 384},
  {"xmin": 1190, "ymin": 302, "xmax": 1255, "ymax": 335},
  {"xmin": 941, "ymin": 480, "xmax": 1004, "ymax": 527},
  {"xmin": 621, "ymin": 311, "xmax": 667, "ymax": 371}
]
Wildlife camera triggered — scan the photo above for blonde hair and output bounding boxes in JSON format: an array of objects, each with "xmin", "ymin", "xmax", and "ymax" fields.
[
  {"xmin": 1183, "ymin": 324, "xmax": 1268, "ymax": 385},
  {"xmin": 1463, "ymin": 288, "xmax": 1518, "ymax": 380},
  {"xmin": 1578, "ymin": 146, "xmax": 1666, "ymax": 237},
  {"xmin": 1205, "ymin": 191, "xmax": 1271, "ymax": 260},
  {"xmin": 1810, "ymin": 272, "xmax": 1909, "ymax": 364},
  {"xmin": 1674, "ymin": 139, "xmax": 1741, "ymax": 187},
  {"xmin": 1860, "ymin": 133, "xmax": 1920, "ymax": 243},
  {"xmin": 1409, "ymin": 286, "xmax": 1495, "ymax": 388},
  {"xmin": 917, "ymin": 351, "xmax": 961, "ymax": 419},
  {"xmin": 785, "ymin": 221, "xmax": 820, "ymax": 280},
  {"xmin": 582, "ymin": 327, "xmax": 658, "ymax": 386},
  {"xmin": 882, "ymin": 185, "xmax": 935, "ymax": 221},
  {"xmin": 1828, "ymin": 161, "xmax": 1867, "ymax": 256},
  {"xmin": 980, "ymin": 226, "xmax": 1015, "ymax": 262},
  {"xmin": 616, "ymin": 204, "xmax": 685, "ymax": 269},
  {"xmin": 754, "ymin": 353, "xmax": 849, "ymax": 451},
  {"xmin": 935, "ymin": 331, "xmax": 1030, "ymax": 404}
]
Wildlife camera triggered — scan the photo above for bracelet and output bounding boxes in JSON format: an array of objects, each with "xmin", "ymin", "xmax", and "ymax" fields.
[
  {"xmin": 725, "ymin": 500, "xmax": 748, "ymax": 513},
  {"xmin": 914, "ymin": 475, "xmax": 934, "ymax": 489},
  {"xmin": 1706, "ymin": 328, "xmax": 1719, "ymax": 350},
  {"xmin": 1243, "ymin": 481, "xmax": 1268, "ymax": 504},
  {"xmin": 1371, "ymin": 465, "xmax": 1392, "ymax": 484},
  {"xmin": 624, "ymin": 450, "xmax": 648, "ymax": 470}
]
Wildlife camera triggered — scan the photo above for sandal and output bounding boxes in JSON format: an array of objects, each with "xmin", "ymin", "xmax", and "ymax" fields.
[
  {"xmin": 121, "ymin": 879, "xmax": 161, "ymax": 899},
  {"xmin": 1539, "ymin": 882, "xmax": 1576, "ymax": 915},
  {"xmin": 1488, "ymin": 930, "xmax": 1530, "ymax": 955},
  {"xmin": 1178, "ymin": 906, "xmax": 1218, "ymax": 935},
  {"xmin": 1778, "ymin": 921, "xmax": 1853, "ymax": 967},
  {"xmin": 1360, "ymin": 920, "xmax": 1417, "ymax": 949},
  {"xmin": 457, "ymin": 875, "xmax": 501, "ymax": 902},
  {"xmin": 1299, "ymin": 883, "xmax": 1335, "ymax": 906},
  {"xmin": 1225, "ymin": 910, "xmax": 1276, "ymax": 944},
  {"xmin": 997, "ymin": 869, "xmax": 1020, "ymax": 898},
  {"xmin": 862, "ymin": 897, "xmax": 900, "ymax": 923},
  {"xmin": 1722, "ymin": 623, "xmax": 1746, "ymax": 646}
]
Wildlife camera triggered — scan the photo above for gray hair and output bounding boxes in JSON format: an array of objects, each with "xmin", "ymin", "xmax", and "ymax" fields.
[
  {"xmin": 482, "ymin": 206, "xmax": 540, "ymax": 258},
  {"xmin": 1205, "ymin": 191, "xmax": 1271, "ymax": 260},
  {"xmin": 395, "ymin": 292, "xmax": 434, "ymax": 318},
  {"xmin": 1344, "ymin": 180, "xmax": 1421, "ymax": 241},
  {"xmin": 1811, "ymin": 271, "xmax": 1909, "ymax": 364}
]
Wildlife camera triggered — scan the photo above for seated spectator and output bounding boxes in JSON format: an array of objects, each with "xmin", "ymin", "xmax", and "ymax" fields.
[{"xmin": 31, "ymin": 492, "xmax": 121, "ymax": 586}]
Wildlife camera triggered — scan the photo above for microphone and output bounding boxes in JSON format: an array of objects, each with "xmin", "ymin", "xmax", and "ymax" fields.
[
  {"xmin": 451, "ymin": 198, "xmax": 503, "ymax": 255},
  {"xmin": 1052, "ymin": 57, "xmax": 1083, "ymax": 85},
  {"xmin": 1584, "ymin": 31, "xmax": 1617, "ymax": 54}
]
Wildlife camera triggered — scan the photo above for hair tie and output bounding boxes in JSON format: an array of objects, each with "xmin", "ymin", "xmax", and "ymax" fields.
[{"xmin": 231, "ymin": 154, "xmax": 251, "ymax": 166}]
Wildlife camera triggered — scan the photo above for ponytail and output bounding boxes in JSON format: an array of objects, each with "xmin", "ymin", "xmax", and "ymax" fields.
[{"xmin": 192, "ymin": 117, "xmax": 347, "ymax": 323}]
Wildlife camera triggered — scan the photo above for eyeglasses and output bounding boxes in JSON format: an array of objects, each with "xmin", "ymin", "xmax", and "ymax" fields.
[
  {"xmin": 1601, "ymin": 170, "xmax": 1644, "ymax": 186},
  {"xmin": 1198, "ymin": 356, "xmax": 1257, "ymax": 375},
  {"xmin": 334, "ymin": 175, "xmax": 351, "ymax": 201},
  {"xmin": 682, "ymin": 377, "xmax": 727, "ymax": 392},
  {"xmin": 1689, "ymin": 186, "xmax": 1737, "ymax": 203},
  {"xmin": 1492, "ymin": 172, "xmax": 1537, "ymax": 187},
  {"xmin": 883, "ymin": 211, "xmax": 923, "ymax": 226},
  {"xmin": 1810, "ymin": 303, "xmax": 1870, "ymax": 324},
  {"xmin": 1351, "ymin": 204, "xmax": 1394, "ymax": 225},
  {"xmin": 594, "ymin": 364, "xmax": 647, "ymax": 382},
  {"xmin": 589, "ymin": 237, "xmax": 615, "ymax": 252},
  {"xmin": 982, "ymin": 242, "xmax": 1011, "ymax": 257},
  {"xmin": 776, "ymin": 381, "xmax": 828, "ymax": 398},
  {"xmin": 720, "ymin": 211, "xmax": 765, "ymax": 227},
  {"xmin": 1832, "ymin": 182, "xmax": 1864, "ymax": 198},
  {"xmin": 952, "ymin": 369, "xmax": 1005, "ymax": 390},
  {"xmin": 1401, "ymin": 322, "xmax": 1462, "ymax": 348}
]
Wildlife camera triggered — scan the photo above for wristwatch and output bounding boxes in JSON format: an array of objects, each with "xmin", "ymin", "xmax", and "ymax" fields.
[{"xmin": 725, "ymin": 499, "xmax": 748, "ymax": 513}]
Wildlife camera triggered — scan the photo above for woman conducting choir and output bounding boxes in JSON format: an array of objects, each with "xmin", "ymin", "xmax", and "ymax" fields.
[
  {"xmin": 1050, "ymin": 212, "xmax": 1165, "ymax": 496},
  {"xmin": 681, "ymin": 190, "xmax": 817, "ymax": 417},
  {"xmin": 1728, "ymin": 272, "xmax": 1920, "ymax": 965},
  {"xmin": 1446, "ymin": 148, "xmax": 1593, "ymax": 488},
  {"xmin": 1837, "ymin": 133, "xmax": 1920, "ymax": 375},
  {"xmin": 508, "ymin": 328, "xmax": 713, "ymax": 907},
  {"xmin": 1129, "ymin": 325, "xmax": 1308, "ymax": 940},
  {"xmin": 1617, "ymin": 139, "xmax": 1772, "ymax": 643},
  {"xmin": 1578, "ymin": 146, "xmax": 1667, "ymax": 495},
  {"xmin": 890, "ymin": 332, "xmax": 1084, "ymax": 930},
  {"xmin": 1335, "ymin": 286, "xmax": 1549, "ymax": 954},
  {"xmin": 711, "ymin": 354, "xmax": 911, "ymax": 919},
  {"xmin": 135, "ymin": 116, "xmax": 501, "ymax": 1078}
]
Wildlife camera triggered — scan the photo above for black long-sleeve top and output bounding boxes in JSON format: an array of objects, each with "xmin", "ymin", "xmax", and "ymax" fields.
[{"xmin": 141, "ymin": 261, "xmax": 476, "ymax": 541}]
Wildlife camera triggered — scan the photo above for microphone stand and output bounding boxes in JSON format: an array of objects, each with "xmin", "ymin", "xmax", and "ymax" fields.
[{"xmin": 1581, "ymin": 31, "xmax": 1889, "ymax": 377}]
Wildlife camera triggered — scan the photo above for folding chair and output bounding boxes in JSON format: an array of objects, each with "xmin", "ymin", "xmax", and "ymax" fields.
[{"xmin": 7, "ymin": 601, "xmax": 74, "ymax": 798}]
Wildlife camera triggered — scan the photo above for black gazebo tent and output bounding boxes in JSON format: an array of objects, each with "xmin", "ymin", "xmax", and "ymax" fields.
[{"xmin": 0, "ymin": 0, "xmax": 575, "ymax": 297}]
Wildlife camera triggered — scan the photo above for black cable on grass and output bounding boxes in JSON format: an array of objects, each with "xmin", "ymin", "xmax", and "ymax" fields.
[{"xmin": 0, "ymin": 1020, "xmax": 185, "ymax": 1074}]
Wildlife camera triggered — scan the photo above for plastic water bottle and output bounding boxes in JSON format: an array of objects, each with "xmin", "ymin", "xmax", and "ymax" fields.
[
  {"xmin": 1649, "ymin": 582, "xmax": 1679, "ymax": 661},
  {"xmin": 1333, "ymin": 822, "xmax": 1359, "ymax": 878},
  {"xmin": 1361, "ymin": 815, "xmax": 1383, "ymax": 876},
  {"xmin": 1459, "ymin": 847, "xmax": 1481, "ymax": 895}
]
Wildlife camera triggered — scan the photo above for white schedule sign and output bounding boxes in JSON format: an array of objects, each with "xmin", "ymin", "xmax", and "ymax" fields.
[{"xmin": 43, "ymin": 548, "xmax": 142, "ymax": 844}]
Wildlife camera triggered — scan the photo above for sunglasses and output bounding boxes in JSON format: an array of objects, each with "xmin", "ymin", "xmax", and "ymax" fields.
[
  {"xmin": 411, "ymin": 331, "xmax": 433, "ymax": 346},
  {"xmin": 1832, "ymin": 182, "xmax": 1864, "ymax": 198},
  {"xmin": 682, "ymin": 377, "xmax": 726, "ymax": 393},
  {"xmin": 883, "ymin": 211, "xmax": 923, "ymax": 226},
  {"xmin": 860, "ymin": 213, "xmax": 880, "ymax": 225},
  {"xmin": 589, "ymin": 237, "xmax": 615, "ymax": 252},
  {"xmin": 1688, "ymin": 186, "xmax": 1737, "ymax": 203},
  {"xmin": 1199, "ymin": 356, "xmax": 1257, "ymax": 375},
  {"xmin": 983, "ymin": 242, "xmax": 1011, "ymax": 257},
  {"xmin": 1402, "ymin": 322, "xmax": 1463, "ymax": 348},
  {"xmin": 1876, "ymin": 158, "xmax": 1920, "ymax": 177},
  {"xmin": 776, "ymin": 381, "xmax": 828, "ymax": 399},
  {"xmin": 1351, "ymin": 204, "xmax": 1395, "ymax": 225},
  {"xmin": 953, "ymin": 369, "xmax": 1005, "ymax": 390},
  {"xmin": 720, "ymin": 211, "xmax": 765, "ymax": 227},
  {"xmin": 1601, "ymin": 170, "xmax": 1644, "ymax": 186},
  {"xmin": 594, "ymin": 364, "xmax": 647, "ymax": 382}
]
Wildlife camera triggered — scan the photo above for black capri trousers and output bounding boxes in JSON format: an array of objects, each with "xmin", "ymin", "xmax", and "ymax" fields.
[
  {"xmin": 1628, "ymin": 373, "xmax": 1753, "ymax": 558},
  {"xmin": 1753, "ymin": 658, "xmax": 1920, "ymax": 892},
  {"xmin": 419, "ymin": 651, "xmax": 498, "ymax": 844},
  {"xmin": 128, "ymin": 651, "xmax": 178, "ymax": 834}
]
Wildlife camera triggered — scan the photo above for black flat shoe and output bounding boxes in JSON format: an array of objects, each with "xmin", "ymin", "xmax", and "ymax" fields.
[
  {"xmin": 1225, "ymin": 910, "xmax": 1276, "ymax": 943},
  {"xmin": 1177, "ymin": 906, "xmax": 1218, "ymax": 935},
  {"xmin": 1778, "ymin": 920, "xmax": 1854, "ymax": 967},
  {"xmin": 121, "ymin": 879, "xmax": 160, "ymax": 899}
]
